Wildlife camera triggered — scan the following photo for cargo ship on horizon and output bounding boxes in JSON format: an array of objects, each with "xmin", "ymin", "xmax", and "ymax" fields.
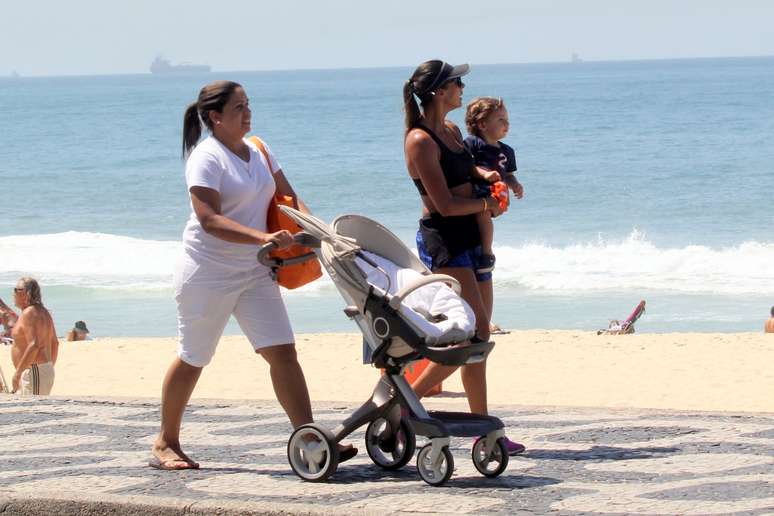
[{"xmin": 150, "ymin": 56, "xmax": 211, "ymax": 74}]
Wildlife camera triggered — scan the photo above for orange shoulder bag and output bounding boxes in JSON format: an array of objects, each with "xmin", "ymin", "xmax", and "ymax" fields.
[{"xmin": 248, "ymin": 136, "xmax": 322, "ymax": 289}]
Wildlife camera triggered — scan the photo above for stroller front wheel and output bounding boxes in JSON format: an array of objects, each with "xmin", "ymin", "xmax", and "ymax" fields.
[
  {"xmin": 365, "ymin": 416, "xmax": 416, "ymax": 470},
  {"xmin": 416, "ymin": 443, "xmax": 454, "ymax": 486},
  {"xmin": 472, "ymin": 436, "xmax": 509, "ymax": 478},
  {"xmin": 287, "ymin": 424, "xmax": 338, "ymax": 482}
]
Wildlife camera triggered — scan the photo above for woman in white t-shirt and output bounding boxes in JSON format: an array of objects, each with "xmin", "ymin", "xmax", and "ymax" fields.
[{"xmin": 151, "ymin": 80, "xmax": 355, "ymax": 470}]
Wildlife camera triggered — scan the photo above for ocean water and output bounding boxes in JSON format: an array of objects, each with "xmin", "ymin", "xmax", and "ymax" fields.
[{"xmin": 1, "ymin": 57, "xmax": 773, "ymax": 337}]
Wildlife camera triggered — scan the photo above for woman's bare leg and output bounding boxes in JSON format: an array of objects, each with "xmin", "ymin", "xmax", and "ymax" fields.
[
  {"xmin": 152, "ymin": 357, "xmax": 202, "ymax": 469},
  {"xmin": 259, "ymin": 343, "xmax": 354, "ymax": 453},
  {"xmin": 479, "ymin": 278, "xmax": 494, "ymax": 326},
  {"xmin": 258, "ymin": 344, "xmax": 313, "ymax": 428},
  {"xmin": 412, "ymin": 362, "xmax": 458, "ymax": 398},
  {"xmin": 461, "ymin": 360, "xmax": 488, "ymax": 414}
]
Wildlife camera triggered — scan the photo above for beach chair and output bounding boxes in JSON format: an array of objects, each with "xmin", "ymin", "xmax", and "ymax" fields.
[
  {"xmin": 597, "ymin": 300, "xmax": 646, "ymax": 335},
  {"xmin": 258, "ymin": 207, "xmax": 508, "ymax": 486}
]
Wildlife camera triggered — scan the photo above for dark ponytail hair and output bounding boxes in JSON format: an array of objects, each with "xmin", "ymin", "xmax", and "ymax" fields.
[
  {"xmin": 403, "ymin": 60, "xmax": 445, "ymax": 132},
  {"xmin": 182, "ymin": 80, "xmax": 242, "ymax": 158}
]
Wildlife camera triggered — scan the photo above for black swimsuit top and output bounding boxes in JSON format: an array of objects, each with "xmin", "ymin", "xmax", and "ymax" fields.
[{"xmin": 410, "ymin": 124, "xmax": 475, "ymax": 195}]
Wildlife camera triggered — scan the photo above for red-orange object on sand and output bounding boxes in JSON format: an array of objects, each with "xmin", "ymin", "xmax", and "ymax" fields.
[
  {"xmin": 490, "ymin": 181, "xmax": 510, "ymax": 212},
  {"xmin": 403, "ymin": 358, "xmax": 442, "ymax": 396}
]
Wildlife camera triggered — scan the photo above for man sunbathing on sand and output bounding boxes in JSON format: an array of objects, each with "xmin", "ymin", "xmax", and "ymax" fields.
[{"xmin": 766, "ymin": 306, "xmax": 774, "ymax": 334}]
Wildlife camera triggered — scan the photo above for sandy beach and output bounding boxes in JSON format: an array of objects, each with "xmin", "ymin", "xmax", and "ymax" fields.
[{"xmin": 2, "ymin": 331, "xmax": 771, "ymax": 413}]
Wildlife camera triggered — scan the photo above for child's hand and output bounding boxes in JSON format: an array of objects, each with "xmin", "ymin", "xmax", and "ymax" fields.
[
  {"xmin": 481, "ymin": 169, "xmax": 501, "ymax": 183},
  {"xmin": 511, "ymin": 180, "xmax": 524, "ymax": 199}
]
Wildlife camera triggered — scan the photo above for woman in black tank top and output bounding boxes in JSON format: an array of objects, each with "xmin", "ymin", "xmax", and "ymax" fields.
[{"xmin": 402, "ymin": 60, "xmax": 523, "ymax": 455}]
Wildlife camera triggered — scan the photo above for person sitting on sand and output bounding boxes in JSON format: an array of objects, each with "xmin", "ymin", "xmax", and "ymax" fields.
[
  {"xmin": 66, "ymin": 320, "xmax": 90, "ymax": 341},
  {"xmin": 9, "ymin": 277, "xmax": 59, "ymax": 395},
  {"xmin": 766, "ymin": 306, "xmax": 774, "ymax": 333}
]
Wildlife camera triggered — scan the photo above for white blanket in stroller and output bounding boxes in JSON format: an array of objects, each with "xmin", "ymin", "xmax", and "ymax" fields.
[{"xmin": 355, "ymin": 251, "xmax": 476, "ymax": 344}]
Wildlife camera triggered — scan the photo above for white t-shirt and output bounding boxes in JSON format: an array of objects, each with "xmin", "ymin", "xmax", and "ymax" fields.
[{"xmin": 182, "ymin": 136, "xmax": 282, "ymax": 270}]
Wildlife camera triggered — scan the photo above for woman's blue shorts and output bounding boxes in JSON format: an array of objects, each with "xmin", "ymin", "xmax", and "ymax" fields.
[{"xmin": 416, "ymin": 230, "xmax": 492, "ymax": 282}]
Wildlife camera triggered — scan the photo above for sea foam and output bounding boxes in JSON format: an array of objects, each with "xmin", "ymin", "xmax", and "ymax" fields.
[
  {"xmin": 493, "ymin": 230, "xmax": 774, "ymax": 295},
  {"xmin": 1, "ymin": 231, "xmax": 772, "ymax": 295}
]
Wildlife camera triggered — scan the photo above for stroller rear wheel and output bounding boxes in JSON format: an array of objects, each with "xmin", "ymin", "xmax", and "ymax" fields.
[
  {"xmin": 416, "ymin": 443, "xmax": 454, "ymax": 486},
  {"xmin": 365, "ymin": 417, "xmax": 416, "ymax": 470},
  {"xmin": 287, "ymin": 424, "xmax": 338, "ymax": 482},
  {"xmin": 471, "ymin": 436, "xmax": 509, "ymax": 477}
]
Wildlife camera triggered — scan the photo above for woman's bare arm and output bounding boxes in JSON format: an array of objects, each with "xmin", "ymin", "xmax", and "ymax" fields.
[
  {"xmin": 406, "ymin": 130, "xmax": 500, "ymax": 217},
  {"xmin": 190, "ymin": 186, "xmax": 293, "ymax": 247},
  {"xmin": 272, "ymin": 169, "xmax": 311, "ymax": 214}
]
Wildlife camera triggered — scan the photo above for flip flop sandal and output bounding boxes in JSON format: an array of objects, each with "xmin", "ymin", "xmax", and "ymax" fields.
[{"xmin": 148, "ymin": 456, "xmax": 199, "ymax": 470}]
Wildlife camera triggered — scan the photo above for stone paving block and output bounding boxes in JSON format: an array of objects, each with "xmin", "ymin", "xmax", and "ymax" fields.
[{"xmin": 0, "ymin": 396, "xmax": 773, "ymax": 515}]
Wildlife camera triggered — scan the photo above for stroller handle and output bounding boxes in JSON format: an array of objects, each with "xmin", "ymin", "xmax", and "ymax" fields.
[
  {"xmin": 388, "ymin": 274, "xmax": 462, "ymax": 310},
  {"xmin": 256, "ymin": 232, "xmax": 320, "ymax": 269}
]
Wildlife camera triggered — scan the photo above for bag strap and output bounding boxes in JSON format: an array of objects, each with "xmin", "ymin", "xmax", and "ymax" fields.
[{"xmin": 247, "ymin": 135, "xmax": 275, "ymax": 174}]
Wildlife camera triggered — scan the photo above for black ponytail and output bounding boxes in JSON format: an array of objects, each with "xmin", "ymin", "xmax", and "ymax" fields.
[
  {"xmin": 403, "ymin": 80, "xmax": 421, "ymax": 132},
  {"xmin": 182, "ymin": 102, "xmax": 202, "ymax": 158},
  {"xmin": 403, "ymin": 60, "xmax": 444, "ymax": 133}
]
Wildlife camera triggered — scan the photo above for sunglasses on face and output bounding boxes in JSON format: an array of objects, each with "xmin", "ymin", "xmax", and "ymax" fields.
[
  {"xmin": 445, "ymin": 77, "xmax": 464, "ymax": 87},
  {"xmin": 13, "ymin": 288, "xmax": 24, "ymax": 293}
]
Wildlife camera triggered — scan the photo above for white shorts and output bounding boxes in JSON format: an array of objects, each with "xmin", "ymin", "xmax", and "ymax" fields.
[
  {"xmin": 21, "ymin": 362, "xmax": 55, "ymax": 395},
  {"xmin": 174, "ymin": 252, "xmax": 294, "ymax": 368}
]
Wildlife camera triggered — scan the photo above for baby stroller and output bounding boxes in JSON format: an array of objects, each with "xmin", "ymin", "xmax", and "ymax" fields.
[{"xmin": 258, "ymin": 207, "xmax": 509, "ymax": 486}]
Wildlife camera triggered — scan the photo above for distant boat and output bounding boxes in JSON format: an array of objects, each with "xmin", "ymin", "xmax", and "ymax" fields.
[
  {"xmin": 571, "ymin": 53, "xmax": 583, "ymax": 64},
  {"xmin": 150, "ymin": 56, "xmax": 211, "ymax": 74}
]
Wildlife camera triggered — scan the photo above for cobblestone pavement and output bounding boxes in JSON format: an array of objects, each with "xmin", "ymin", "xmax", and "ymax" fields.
[{"xmin": 0, "ymin": 397, "xmax": 772, "ymax": 515}]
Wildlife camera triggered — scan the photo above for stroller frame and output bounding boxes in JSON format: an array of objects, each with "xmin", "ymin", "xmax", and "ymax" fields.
[{"xmin": 260, "ymin": 208, "xmax": 510, "ymax": 486}]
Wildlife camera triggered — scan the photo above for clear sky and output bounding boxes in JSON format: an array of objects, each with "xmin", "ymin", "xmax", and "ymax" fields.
[{"xmin": 3, "ymin": 0, "xmax": 773, "ymax": 76}]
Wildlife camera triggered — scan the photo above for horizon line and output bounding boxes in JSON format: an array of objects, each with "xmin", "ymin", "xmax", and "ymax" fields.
[{"xmin": 4, "ymin": 53, "xmax": 773, "ymax": 79}]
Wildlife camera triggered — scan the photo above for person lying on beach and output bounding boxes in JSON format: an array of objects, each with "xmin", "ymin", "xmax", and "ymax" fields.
[
  {"xmin": 8, "ymin": 277, "xmax": 59, "ymax": 395},
  {"xmin": 66, "ymin": 320, "xmax": 90, "ymax": 341},
  {"xmin": 766, "ymin": 306, "xmax": 774, "ymax": 334},
  {"xmin": 151, "ymin": 80, "xmax": 355, "ymax": 471}
]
